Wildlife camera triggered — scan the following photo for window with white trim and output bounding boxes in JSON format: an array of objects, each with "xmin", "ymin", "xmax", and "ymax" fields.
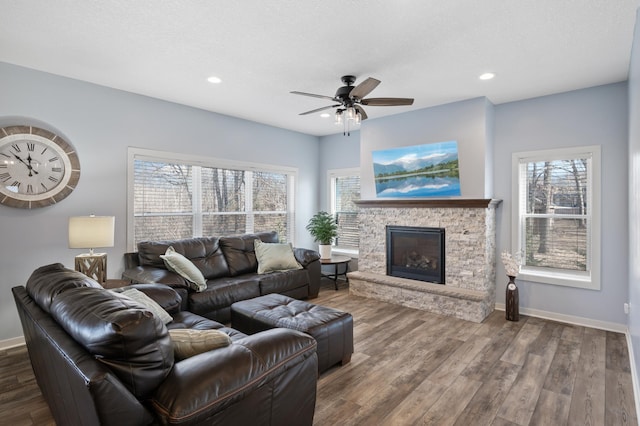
[
  {"xmin": 128, "ymin": 148, "xmax": 296, "ymax": 250},
  {"xmin": 511, "ymin": 146, "xmax": 601, "ymax": 289},
  {"xmin": 329, "ymin": 168, "xmax": 360, "ymax": 252}
]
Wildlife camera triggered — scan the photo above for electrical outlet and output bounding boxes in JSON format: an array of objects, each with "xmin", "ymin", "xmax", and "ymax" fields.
[{"xmin": 624, "ymin": 303, "xmax": 630, "ymax": 314}]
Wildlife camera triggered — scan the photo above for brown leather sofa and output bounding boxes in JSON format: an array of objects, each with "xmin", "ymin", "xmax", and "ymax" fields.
[
  {"xmin": 13, "ymin": 263, "xmax": 318, "ymax": 426},
  {"xmin": 122, "ymin": 231, "xmax": 322, "ymax": 323}
]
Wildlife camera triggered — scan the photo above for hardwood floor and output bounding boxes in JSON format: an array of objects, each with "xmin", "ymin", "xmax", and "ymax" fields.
[
  {"xmin": 1, "ymin": 281, "xmax": 637, "ymax": 425},
  {"xmin": 313, "ymin": 281, "xmax": 637, "ymax": 426}
]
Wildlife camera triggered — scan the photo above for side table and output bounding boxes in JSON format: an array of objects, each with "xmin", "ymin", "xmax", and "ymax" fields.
[{"xmin": 320, "ymin": 255, "xmax": 351, "ymax": 290}]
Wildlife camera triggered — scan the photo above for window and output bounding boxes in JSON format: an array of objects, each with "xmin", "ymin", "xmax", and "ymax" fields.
[
  {"xmin": 128, "ymin": 148, "xmax": 296, "ymax": 250},
  {"xmin": 329, "ymin": 168, "xmax": 360, "ymax": 252},
  {"xmin": 511, "ymin": 146, "xmax": 601, "ymax": 289}
]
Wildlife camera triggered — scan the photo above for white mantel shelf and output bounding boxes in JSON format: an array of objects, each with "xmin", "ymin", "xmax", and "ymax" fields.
[{"xmin": 354, "ymin": 199, "xmax": 502, "ymax": 209}]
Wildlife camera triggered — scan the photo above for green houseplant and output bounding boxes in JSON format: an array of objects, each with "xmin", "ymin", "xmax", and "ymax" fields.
[{"xmin": 306, "ymin": 211, "xmax": 338, "ymax": 259}]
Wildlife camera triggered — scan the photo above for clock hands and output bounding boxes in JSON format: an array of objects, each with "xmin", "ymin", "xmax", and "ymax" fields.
[{"xmin": 13, "ymin": 153, "xmax": 39, "ymax": 176}]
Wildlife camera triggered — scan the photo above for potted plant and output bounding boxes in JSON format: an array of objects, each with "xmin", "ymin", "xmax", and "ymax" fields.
[{"xmin": 306, "ymin": 211, "xmax": 338, "ymax": 259}]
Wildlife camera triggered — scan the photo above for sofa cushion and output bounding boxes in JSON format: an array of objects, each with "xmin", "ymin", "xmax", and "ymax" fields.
[
  {"xmin": 49, "ymin": 286, "xmax": 174, "ymax": 400},
  {"xmin": 26, "ymin": 263, "xmax": 103, "ymax": 313},
  {"xmin": 188, "ymin": 276, "xmax": 261, "ymax": 317},
  {"xmin": 138, "ymin": 237, "xmax": 230, "ymax": 280},
  {"xmin": 161, "ymin": 246, "xmax": 207, "ymax": 292},
  {"xmin": 220, "ymin": 232, "xmax": 279, "ymax": 276},
  {"xmin": 254, "ymin": 240, "xmax": 302, "ymax": 274},
  {"xmin": 168, "ymin": 329, "xmax": 232, "ymax": 360}
]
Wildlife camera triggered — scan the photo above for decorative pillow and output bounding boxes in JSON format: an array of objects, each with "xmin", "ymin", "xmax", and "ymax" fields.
[
  {"xmin": 120, "ymin": 288, "xmax": 173, "ymax": 325},
  {"xmin": 254, "ymin": 239, "xmax": 302, "ymax": 274},
  {"xmin": 160, "ymin": 246, "xmax": 207, "ymax": 292},
  {"xmin": 168, "ymin": 329, "xmax": 232, "ymax": 360}
]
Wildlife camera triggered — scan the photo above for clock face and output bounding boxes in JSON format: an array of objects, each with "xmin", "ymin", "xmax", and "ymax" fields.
[{"xmin": 0, "ymin": 126, "xmax": 80, "ymax": 209}]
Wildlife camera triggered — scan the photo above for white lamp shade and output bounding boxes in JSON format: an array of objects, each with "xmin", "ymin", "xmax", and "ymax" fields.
[{"xmin": 68, "ymin": 216, "xmax": 115, "ymax": 249}]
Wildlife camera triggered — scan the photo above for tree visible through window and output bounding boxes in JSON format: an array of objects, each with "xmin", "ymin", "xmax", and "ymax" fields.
[
  {"xmin": 513, "ymin": 146, "xmax": 600, "ymax": 289},
  {"xmin": 130, "ymin": 151, "xmax": 295, "ymax": 248}
]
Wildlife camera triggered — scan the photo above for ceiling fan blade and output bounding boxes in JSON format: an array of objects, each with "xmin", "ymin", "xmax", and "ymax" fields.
[
  {"xmin": 299, "ymin": 104, "xmax": 341, "ymax": 115},
  {"xmin": 349, "ymin": 77, "xmax": 381, "ymax": 100},
  {"xmin": 361, "ymin": 97, "xmax": 414, "ymax": 106},
  {"xmin": 290, "ymin": 91, "xmax": 335, "ymax": 101},
  {"xmin": 354, "ymin": 105, "xmax": 368, "ymax": 120}
]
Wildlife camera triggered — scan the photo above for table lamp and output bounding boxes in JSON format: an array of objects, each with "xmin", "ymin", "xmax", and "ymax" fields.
[{"xmin": 68, "ymin": 215, "xmax": 115, "ymax": 283}]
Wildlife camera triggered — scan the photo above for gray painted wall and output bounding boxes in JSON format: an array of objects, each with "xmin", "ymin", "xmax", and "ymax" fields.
[
  {"xmin": 359, "ymin": 97, "xmax": 493, "ymax": 199},
  {"xmin": 494, "ymin": 82, "xmax": 629, "ymax": 325},
  {"xmin": 0, "ymin": 62, "xmax": 320, "ymax": 341},
  {"xmin": 318, "ymin": 131, "xmax": 360, "ymax": 212},
  {"xmin": 332, "ymin": 82, "xmax": 629, "ymax": 326},
  {"xmin": 628, "ymin": 8, "xmax": 640, "ymax": 390}
]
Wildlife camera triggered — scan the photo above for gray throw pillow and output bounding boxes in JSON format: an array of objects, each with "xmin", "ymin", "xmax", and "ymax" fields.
[
  {"xmin": 168, "ymin": 329, "xmax": 232, "ymax": 360},
  {"xmin": 120, "ymin": 288, "xmax": 173, "ymax": 325},
  {"xmin": 254, "ymin": 239, "xmax": 302, "ymax": 274},
  {"xmin": 160, "ymin": 246, "xmax": 207, "ymax": 292}
]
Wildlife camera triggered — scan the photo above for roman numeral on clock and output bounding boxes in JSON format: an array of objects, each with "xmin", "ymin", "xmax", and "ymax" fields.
[
  {"xmin": 11, "ymin": 144, "xmax": 21, "ymax": 152},
  {"xmin": 27, "ymin": 143, "xmax": 35, "ymax": 152},
  {"xmin": 26, "ymin": 184, "xmax": 33, "ymax": 194},
  {"xmin": 48, "ymin": 176, "xmax": 59, "ymax": 183},
  {"xmin": 0, "ymin": 172, "xmax": 10, "ymax": 182}
]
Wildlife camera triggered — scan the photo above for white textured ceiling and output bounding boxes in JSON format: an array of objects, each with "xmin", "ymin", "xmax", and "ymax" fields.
[{"xmin": 0, "ymin": 1, "xmax": 638, "ymax": 136}]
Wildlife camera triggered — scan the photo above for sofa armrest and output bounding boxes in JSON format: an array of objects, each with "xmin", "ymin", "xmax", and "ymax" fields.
[
  {"xmin": 294, "ymin": 248, "xmax": 321, "ymax": 298},
  {"xmin": 123, "ymin": 252, "xmax": 140, "ymax": 269},
  {"xmin": 122, "ymin": 266, "xmax": 189, "ymax": 288},
  {"xmin": 293, "ymin": 247, "xmax": 320, "ymax": 267},
  {"xmin": 151, "ymin": 328, "xmax": 317, "ymax": 425}
]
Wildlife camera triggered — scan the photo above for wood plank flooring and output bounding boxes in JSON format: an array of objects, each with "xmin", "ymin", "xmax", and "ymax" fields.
[{"xmin": 1, "ymin": 280, "xmax": 637, "ymax": 425}]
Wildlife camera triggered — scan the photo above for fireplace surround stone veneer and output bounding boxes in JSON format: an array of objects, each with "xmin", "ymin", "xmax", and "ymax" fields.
[{"xmin": 348, "ymin": 199, "xmax": 501, "ymax": 323}]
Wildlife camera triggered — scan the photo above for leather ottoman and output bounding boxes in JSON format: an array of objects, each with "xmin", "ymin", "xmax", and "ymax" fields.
[{"xmin": 231, "ymin": 294, "xmax": 353, "ymax": 373}]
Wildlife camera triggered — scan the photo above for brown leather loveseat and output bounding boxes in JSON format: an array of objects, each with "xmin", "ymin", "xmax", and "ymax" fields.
[
  {"xmin": 13, "ymin": 263, "xmax": 318, "ymax": 425},
  {"xmin": 122, "ymin": 231, "xmax": 321, "ymax": 323}
]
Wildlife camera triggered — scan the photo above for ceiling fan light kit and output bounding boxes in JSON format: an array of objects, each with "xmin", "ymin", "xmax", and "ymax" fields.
[{"xmin": 291, "ymin": 75, "xmax": 414, "ymax": 136}]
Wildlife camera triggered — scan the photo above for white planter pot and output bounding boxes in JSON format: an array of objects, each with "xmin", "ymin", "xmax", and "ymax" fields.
[{"xmin": 319, "ymin": 244, "xmax": 332, "ymax": 259}]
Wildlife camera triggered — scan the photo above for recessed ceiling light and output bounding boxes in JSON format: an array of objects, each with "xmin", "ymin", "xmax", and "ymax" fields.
[
  {"xmin": 320, "ymin": 113, "xmax": 331, "ymax": 118},
  {"xmin": 479, "ymin": 72, "xmax": 495, "ymax": 80},
  {"xmin": 207, "ymin": 75, "xmax": 222, "ymax": 84}
]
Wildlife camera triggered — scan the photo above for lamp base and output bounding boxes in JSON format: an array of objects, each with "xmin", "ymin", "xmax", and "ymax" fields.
[{"xmin": 75, "ymin": 253, "xmax": 107, "ymax": 283}]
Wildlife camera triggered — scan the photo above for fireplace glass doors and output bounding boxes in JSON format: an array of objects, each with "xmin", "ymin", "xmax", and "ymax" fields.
[{"xmin": 386, "ymin": 226, "xmax": 445, "ymax": 284}]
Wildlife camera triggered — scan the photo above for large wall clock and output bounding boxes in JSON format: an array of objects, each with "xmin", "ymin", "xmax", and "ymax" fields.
[{"xmin": 0, "ymin": 125, "xmax": 80, "ymax": 209}]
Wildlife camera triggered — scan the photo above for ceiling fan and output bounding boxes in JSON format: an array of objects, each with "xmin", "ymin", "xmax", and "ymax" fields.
[{"xmin": 291, "ymin": 75, "xmax": 414, "ymax": 124}]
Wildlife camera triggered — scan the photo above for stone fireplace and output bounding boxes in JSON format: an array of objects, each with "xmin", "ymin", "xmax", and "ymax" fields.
[{"xmin": 348, "ymin": 199, "xmax": 501, "ymax": 323}]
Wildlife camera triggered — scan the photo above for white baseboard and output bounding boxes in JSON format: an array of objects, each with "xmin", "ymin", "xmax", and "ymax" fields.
[
  {"xmin": 493, "ymin": 303, "xmax": 627, "ymax": 333},
  {"xmin": 0, "ymin": 336, "xmax": 25, "ymax": 350}
]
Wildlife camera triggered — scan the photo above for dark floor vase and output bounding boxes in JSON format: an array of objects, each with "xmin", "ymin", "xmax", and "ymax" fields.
[{"xmin": 505, "ymin": 275, "xmax": 519, "ymax": 321}]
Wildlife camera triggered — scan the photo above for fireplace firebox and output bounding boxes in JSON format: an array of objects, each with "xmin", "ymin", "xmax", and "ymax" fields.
[{"xmin": 386, "ymin": 225, "xmax": 445, "ymax": 284}]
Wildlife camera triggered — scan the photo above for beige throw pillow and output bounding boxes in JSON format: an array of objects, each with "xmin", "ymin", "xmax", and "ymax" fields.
[
  {"xmin": 169, "ymin": 329, "xmax": 232, "ymax": 360},
  {"xmin": 160, "ymin": 246, "xmax": 207, "ymax": 292},
  {"xmin": 119, "ymin": 288, "xmax": 173, "ymax": 325},
  {"xmin": 254, "ymin": 239, "xmax": 302, "ymax": 274}
]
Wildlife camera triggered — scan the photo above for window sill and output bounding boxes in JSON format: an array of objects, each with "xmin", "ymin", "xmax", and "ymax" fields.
[
  {"xmin": 331, "ymin": 247, "xmax": 359, "ymax": 258},
  {"xmin": 517, "ymin": 269, "xmax": 599, "ymax": 290}
]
